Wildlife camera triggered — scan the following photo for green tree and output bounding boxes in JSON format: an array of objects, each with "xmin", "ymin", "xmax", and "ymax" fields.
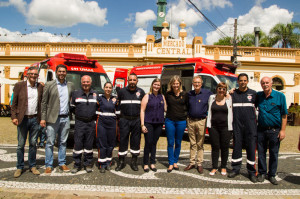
[
  {"xmin": 213, "ymin": 36, "xmax": 232, "ymax": 46},
  {"xmin": 269, "ymin": 22, "xmax": 300, "ymax": 48}
]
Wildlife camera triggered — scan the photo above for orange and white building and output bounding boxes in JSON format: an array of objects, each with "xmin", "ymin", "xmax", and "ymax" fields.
[{"xmin": 0, "ymin": 20, "xmax": 300, "ymax": 106}]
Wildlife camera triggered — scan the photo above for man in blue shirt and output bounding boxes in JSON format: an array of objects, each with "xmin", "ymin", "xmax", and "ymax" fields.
[
  {"xmin": 256, "ymin": 76, "xmax": 287, "ymax": 185},
  {"xmin": 41, "ymin": 65, "xmax": 74, "ymax": 174},
  {"xmin": 184, "ymin": 76, "xmax": 212, "ymax": 174}
]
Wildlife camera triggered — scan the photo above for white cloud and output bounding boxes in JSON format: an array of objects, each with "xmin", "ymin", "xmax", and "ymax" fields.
[
  {"xmin": 130, "ymin": 28, "xmax": 147, "ymax": 43},
  {"xmin": 135, "ymin": 10, "xmax": 156, "ymax": 28},
  {"xmin": 0, "ymin": 27, "xmax": 81, "ymax": 42},
  {"xmin": 255, "ymin": 0, "xmax": 266, "ymax": 7},
  {"xmin": 206, "ymin": 5, "xmax": 294, "ymax": 44},
  {"xmin": 0, "ymin": 0, "xmax": 27, "ymax": 14},
  {"xmin": 27, "ymin": 0, "xmax": 108, "ymax": 27},
  {"xmin": 1, "ymin": 0, "xmax": 108, "ymax": 27},
  {"xmin": 166, "ymin": 0, "xmax": 233, "ymax": 30},
  {"xmin": 125, "ymin": 13, "xmax": 135, "ymax": 23}
]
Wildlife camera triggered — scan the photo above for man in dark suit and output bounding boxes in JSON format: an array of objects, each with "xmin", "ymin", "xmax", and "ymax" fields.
[
  {"xmin": 11, "ymin": 66, "xmax": 43, "ymax": 178},
  {"xmin": 40, "ymin": 64, "xmax": 74, "ymax": 174}
]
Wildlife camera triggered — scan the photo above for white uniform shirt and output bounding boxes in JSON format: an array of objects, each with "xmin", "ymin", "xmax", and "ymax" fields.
[{"xmin": 25, "ymin": 81, "xmax": 38, "ymax": 115}]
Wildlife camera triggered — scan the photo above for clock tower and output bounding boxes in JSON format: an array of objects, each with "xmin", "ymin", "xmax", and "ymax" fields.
[{"xmin": 153, "ymin": 0, "xmax": 168, "ymax": 39}]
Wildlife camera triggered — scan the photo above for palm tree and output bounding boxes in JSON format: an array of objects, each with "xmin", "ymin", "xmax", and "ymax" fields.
[{"xmin": 269, "ymin": 22, "xmax": 300, "ymax": 48}]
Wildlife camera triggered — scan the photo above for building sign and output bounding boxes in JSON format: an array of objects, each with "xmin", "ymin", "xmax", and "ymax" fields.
[{"xmin": 156, "ymin": 39, "xmax": 192, "ymax": 55}]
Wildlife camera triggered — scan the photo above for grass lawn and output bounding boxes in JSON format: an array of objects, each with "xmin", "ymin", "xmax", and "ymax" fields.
[{"xmin": 1, "ymin": 117, "xmax": 299, "ymax": 153}]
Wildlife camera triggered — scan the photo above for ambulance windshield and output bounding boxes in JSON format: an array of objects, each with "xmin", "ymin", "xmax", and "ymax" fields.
[
  {"xmin": 66, "ymin": 72, "xmax": 111, "ymax": 94},
  {"xmin": 216, "ymin": 75, "xmax": 238, "ymax": 90}
]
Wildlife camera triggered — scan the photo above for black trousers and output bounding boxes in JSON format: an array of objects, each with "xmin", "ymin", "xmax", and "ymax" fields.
[
  {"xmin": 73, "ymin": 119, "xmax": 95, "ymax": 168},
  {"xmin": 96, "ymin": 121, "xmax": 116, "ymax": 167},
  {"xmin": 232, "ymin": 119, "xmax": 257, "ymax": 175},
  {"xmin": 209, "ymin": 126, "xmax": 231, "ymax": 169},
  {"xmin": 143, "ymin": 123, "xmax": 163, "ymax": 165},
  {"xmin": 118, "ymin": 118, "xmax": 141, "ymax": 157}
]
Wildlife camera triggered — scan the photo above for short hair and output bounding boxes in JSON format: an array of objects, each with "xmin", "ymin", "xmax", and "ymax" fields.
[
  {"xmin": 149, "ymin": 78, "xmax": 162, "ymax": 94},
  {"xmin": 167, "ymin": 75, "xmax": 183, "ymax": 92},
  {"xmin": 104, "ymin": 82, "xmax": 113, "ymax": 88},
  {"xmin": 128, "ymin": 73, "xmax": 138, "ymax": 80},
  {"xmin": 238, "ymin": 73, "xmax": 248, "ymax": 81},
  {"xmin": 216, "ymin": 82, "xmax": 228, "ymax": 91},
  {"xmin": 27, "ymin": 66, "xmax": 38, "ymax": 73},
  {"xmin": 193, "ymin": 75, "xmax": 203, "ymax": 83},
  {"xmin": 81, "ymin": 75, "xmax": 92, "ymax": 82},
  {"xmin": 56, "ymin": 64, "xmax": 67, "ymax": 73}
]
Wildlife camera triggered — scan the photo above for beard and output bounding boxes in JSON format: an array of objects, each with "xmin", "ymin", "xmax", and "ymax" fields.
[{"xmin": 129, "ymin": 83, "xmax": 136, "ymax": 89}]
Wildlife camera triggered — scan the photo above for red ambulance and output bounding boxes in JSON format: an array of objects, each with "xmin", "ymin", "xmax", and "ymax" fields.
[
  {"xmin": 31, "ymin": 53, "xmax": 110, "ymax": 93},
  {"xmin": 113, "ymin": 57, "xmax": 238, "ymax": 95}
]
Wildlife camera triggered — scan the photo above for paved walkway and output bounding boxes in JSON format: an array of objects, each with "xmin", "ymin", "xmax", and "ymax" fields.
[{"xmin": 0, "ymin": 145, "xmax": 299, "ymax": 198}]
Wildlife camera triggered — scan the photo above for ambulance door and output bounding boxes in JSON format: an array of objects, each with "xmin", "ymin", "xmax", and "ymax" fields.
[{"xmin": 161, "ymin": 63, "xmax": 195, "ymax": 94}]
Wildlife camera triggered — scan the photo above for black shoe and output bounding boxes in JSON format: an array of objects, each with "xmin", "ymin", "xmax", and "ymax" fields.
[
  {"xmin": 150, "ymin": 166, "xmax": 157, "ymax": 172},
  {"xmin": 130, "ymin": 156, "xmax": 138, "ymax": 171},
  {"xmin": 71, "ymin": 167, "xmax": 80, "ymax": 174},
  {"xmin": 106, "ymin": 165, "xmax": 111, "ymax": 171},
  {"xmin": 257, "ymin": 174, "xmax": 266, "ymax": 182},
  {"xmin": 99, "ymin": 167, "xmax": 105, "ymax": 173},
  {"xmin": 143, "ymin": 167, "xmax": 150, "ymax": 172},
  {"xmin": 115, "ymin": 157, "xmax": 125, "ymax": 171},
  {"xmin": 268, "ymin": 176, "xmax": 278, "ymax": 185},
  {"xmin": 173, "ymin": 166, "xmax": 179, "ymax": 170},
  {"xmin": 249, "ymin": 175, "xmax": 258, "ymax": 183},
  {"xmin": 167, "ymin": 165, "xmax": 173, "ymax": 173},
  {"xmin": 228, "ymin": 171, "xmax": 239, "ymax": 178}
]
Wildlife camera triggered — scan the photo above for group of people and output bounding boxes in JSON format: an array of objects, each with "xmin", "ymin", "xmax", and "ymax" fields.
[{"xmin": 11, "ymin": 65, "xmax": 287, "ymax": 186}]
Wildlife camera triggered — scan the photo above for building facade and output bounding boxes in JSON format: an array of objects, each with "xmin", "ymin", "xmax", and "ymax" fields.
[{"xmin": 1, "ymin": 21, "xmax": 300, "ymax": 106}]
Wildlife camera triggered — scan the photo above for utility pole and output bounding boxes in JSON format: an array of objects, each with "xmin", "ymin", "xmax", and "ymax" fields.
[{"xmin": 232, "ymin": 18, "xmax": 239, "ymax": 67}]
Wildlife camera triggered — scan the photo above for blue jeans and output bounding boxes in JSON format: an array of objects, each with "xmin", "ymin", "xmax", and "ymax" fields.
[
  {"xmin": 16, "ymin": 117, "xmax": 39, "ymax": 169},
  {"xmin": 165, "ymin": 118, "xmax": 186, "ymax": 165},
  {"xmin": 36, "ymin": 126, "xmax": 46, "ymax": 147},
  {"xmin": 45, "ymin": 116, "xmax": 70, "ymax": 168},
  {"xmin": 257, "ymin": 127, "xmax": 280, "ymax": 177}
]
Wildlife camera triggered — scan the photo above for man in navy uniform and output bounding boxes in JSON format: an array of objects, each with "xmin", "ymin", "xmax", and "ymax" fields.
[
  {"xmin": 70, "ymin": 75, "xmax": 98, "ymax": 173},
  {"xmin": 228, "ymin": 73, "xmax": 258, "ymax": 183},
  {"xmin": 115, "ymin": 73, "xmax": 145, "ymax": 171}
]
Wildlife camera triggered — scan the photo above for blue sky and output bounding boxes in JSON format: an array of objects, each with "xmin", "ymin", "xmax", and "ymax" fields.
[{"xmin": 0, "ymin": 0, "xmax": 299, "ymax": 45}]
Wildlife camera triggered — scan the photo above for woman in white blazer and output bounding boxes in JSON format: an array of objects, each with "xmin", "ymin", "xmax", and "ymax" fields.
[{"xmin": 207, "ymin": 82, "xmax": 233, "ymax": 176}]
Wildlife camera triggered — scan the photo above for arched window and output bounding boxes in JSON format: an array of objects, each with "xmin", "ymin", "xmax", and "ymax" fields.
[{"xmin": 272, "ymin": 77, "xmax": 284, "ymax": 91}]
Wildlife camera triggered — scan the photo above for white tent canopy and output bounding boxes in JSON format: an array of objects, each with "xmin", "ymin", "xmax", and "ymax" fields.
[{"xmin": 0, "ymin": 77, "xmax": 18, "ymax": 85}]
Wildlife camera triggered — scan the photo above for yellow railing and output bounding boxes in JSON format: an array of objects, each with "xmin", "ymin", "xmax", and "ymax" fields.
[
  {"xmin": 204, "ymin": 45, "xmax": 299, "ymax": 58},
  {"xmin": 50, "ymin": 44, "xmax": 86, "ymax": 52},
  {"xmin": 10, "ymin": 43, "xmax": 46, "ymax": 52},
  {"xmin": 0, "ymin": 42, "xmax": 299, "ymax": 60}
]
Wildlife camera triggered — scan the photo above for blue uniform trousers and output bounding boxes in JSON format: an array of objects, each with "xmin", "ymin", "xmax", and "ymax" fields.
[
  {"xmin": 73, "ymin": 119, "xmax": 95, "ymax": 168},
  {"xmin": 96, "ymin": 121, "xmax": 116, "ymax": 168}
]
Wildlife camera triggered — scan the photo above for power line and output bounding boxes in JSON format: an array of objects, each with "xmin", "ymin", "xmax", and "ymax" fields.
[{"xmin": 186, "ymin": 0, "xmax": 229, "ymax": 38}]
